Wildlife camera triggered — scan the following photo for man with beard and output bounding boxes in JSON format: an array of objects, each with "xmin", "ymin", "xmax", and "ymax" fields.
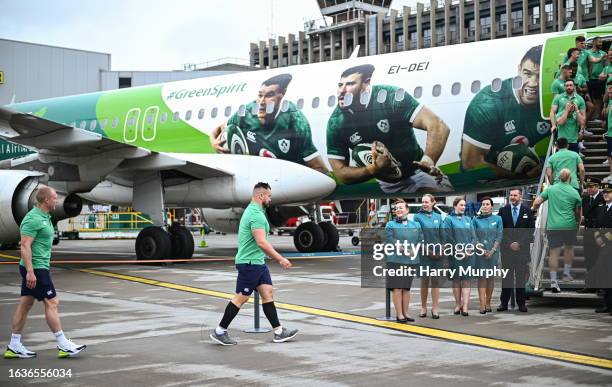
[
  {"xmin": 326, "ymin": 64, "xmax": 452, "ymax": 193},
  {"xmin": 461, "ymin": 45, "xmax": 549, "ymax": 178},
  {"xmin": 210, "ymin": 182, "xmax": 298, "ymax": 345},
  {"xmin": 550, "ymin": 79, "xmax": 586, "ymax": 154},
  {"xmin": 210, "ymin": 74, "xmax": 328, "ymax": 174}
]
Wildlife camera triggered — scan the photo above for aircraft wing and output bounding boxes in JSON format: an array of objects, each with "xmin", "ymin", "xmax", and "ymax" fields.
[{"xmin": 0, "ymin": 106, "xmax": 231, "ymax": 183}]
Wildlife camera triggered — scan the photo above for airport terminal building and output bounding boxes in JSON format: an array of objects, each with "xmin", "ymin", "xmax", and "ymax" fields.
[{"xmin": 250, "ymin": 0, "xmax": 612, "ymax": 68}]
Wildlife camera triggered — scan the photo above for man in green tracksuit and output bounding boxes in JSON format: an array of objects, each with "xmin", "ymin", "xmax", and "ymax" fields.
[
  {"xmin": 210, "ymin": 74, "xmax": 328, "ymax": 174},
  {"xmin": 325, "ymin": 64, "xmax": 452, "ymax": 193},
  {"xmin": 5, "ymin": 186, "xmax": 86, "ymax": 359},
  {"xmin": 461, "ymin": 45, "xmax": 549, "ymax": 178}
]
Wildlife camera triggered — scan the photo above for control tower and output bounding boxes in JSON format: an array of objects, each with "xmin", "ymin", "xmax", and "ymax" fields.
[{"xmin": 306, "ymin": 0, "xmax": 390, "ymax": 33}]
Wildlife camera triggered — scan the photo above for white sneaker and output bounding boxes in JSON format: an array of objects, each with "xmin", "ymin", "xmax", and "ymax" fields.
[
  {"xmin": 562, "ymin": 273, "xmax": 574, "ymax": 282},
  {"xmin": 57, "ymin": 339, "xmax": 86, "ymax": 358},
  {"xmin": 582, "ymin": 129, "xmax": 594, "ymax": 136},
  {"xmin": 603, "ymin": 174, "xmax": 612, "ymax": 183},
  {"xmin": 4, "ymin": 342, "xmax": 36, "ymax": 359},
  {"xmin": 551, "ymin": 281, "xmax": 561, "ymax": 293},
  {"xmin": 578, "ymin": 142, "xmax": 586, "ymax": 151},
  {"xmin": 602, "ymin": 159, "xmax": 609, "ymax": 166}
]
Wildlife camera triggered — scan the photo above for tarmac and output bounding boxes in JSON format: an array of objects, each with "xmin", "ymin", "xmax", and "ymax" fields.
[{"xmin": 0, "ymin": 235, "xmax": 610, "ymax": 386}]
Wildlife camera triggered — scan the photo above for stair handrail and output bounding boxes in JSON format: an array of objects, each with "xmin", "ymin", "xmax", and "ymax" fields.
[{"xmin": 528, "ymin": 137, "xmax": 555, "ymax": 291}]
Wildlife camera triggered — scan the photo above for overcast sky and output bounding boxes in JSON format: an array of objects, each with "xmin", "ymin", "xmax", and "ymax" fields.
[{"xmin": 0, "ymin": 0, "xmax": 418, "ymax": 71}]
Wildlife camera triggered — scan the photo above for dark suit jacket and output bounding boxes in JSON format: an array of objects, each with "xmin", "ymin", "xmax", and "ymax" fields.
[
  {"xmin": 582, "ymin": 191, "xmax": 605, "ymax": 228},
  {"xmin": 499, "ymin": 203, "xmax": 535, "ymax": 253}
]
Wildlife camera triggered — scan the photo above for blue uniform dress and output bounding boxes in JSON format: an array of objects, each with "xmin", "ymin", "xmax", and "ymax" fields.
[
  {"xmin": 472, "ymin": 213, "xmax": 503, "ymax": 272},
  {"xmin": 413, "ymin": 210, "xmax": 444, "ymax": 270},
  {"xmin": 442, "ymin": 212, "xmax": 477, "ymax": 279},
  {"xmin": 384, "ymin": 218, "xmax": 423, "ymax": 289}
]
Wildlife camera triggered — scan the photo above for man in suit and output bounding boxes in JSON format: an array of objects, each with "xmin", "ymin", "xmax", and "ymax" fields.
[
  {"xmin": 592, "ymin": 182, "xmax": 612, "ymax": 315},
  {"xmin": 498, "ymin": 188, "xmax": 535, "ymax": 312},
  {"xmin": 580, "ymin": 177, "xmax": 604, "ymax": 293}
]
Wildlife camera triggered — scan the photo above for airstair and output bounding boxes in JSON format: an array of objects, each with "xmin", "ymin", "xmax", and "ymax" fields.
[{"xmin": 528, "ymin": 120, "xmax": 609, "ymax": 298}]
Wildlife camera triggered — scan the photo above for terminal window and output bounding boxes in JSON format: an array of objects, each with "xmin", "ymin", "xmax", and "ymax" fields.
[{"xmin": 119, "ymin": 77, "xmax": 132, "ymax": 89}]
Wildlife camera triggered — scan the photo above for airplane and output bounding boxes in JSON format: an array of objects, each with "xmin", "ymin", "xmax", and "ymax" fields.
[{"xmin": 1, "ymin": 23, "xmax": 610, "ymax": 258}]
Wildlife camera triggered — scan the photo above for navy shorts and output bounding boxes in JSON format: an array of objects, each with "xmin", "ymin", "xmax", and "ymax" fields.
[
  {"xmin": 19, "ymin": 265, "xmax": 56, "ymax": 301},
  {"xmin": 588, "ymin": 79, "xmax": 604, "ymax": 101},
  {"xmin": 235, "ymin": 263, "xmax": 272, "ymax": 296},
  {"xmin": 568, "ymin": 142, "xmax": 580, "ymax": 153},
  {"xmin": 606, "ymin": 136, "xmax": 612, "ymax": 158},
  {"xmin": 547, "ymin": 229, "xmax": 578, "ymax": 249}
]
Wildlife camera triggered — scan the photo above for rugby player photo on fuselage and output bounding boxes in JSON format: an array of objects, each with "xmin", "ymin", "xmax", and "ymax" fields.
[
  {"xmin": 461, "ymin": 45, "xmax": 550, "ymax": 179},
  {"xmin": 210, "ymin": 74, "xmax": 328, "ymax": 174},
  {"xmin": 325, "ymin": 64, "xmax": 453, "ymax": 193}
]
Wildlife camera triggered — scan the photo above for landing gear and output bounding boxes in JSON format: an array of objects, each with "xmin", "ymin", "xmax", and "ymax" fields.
[
  {"xmin": 169, "ymin": 224, "xmax": 194, "ymax": 259},
  {"xmin": 132, "ymin": 172, "xmax": 194, "ymax": 261},
  {"xmin": 318, "ymin": 221, "xmax": 339, "ymax": 252},
  {"xmin": 135, "ymin": 226, "xmax": 171, "ymax": 260},
  {"xmin": 293, "ymin": 222, "xmax": 324, "ymax": 253},
  {"xmin": 293, "ymin": 221, "xmax": 340, "ymax": 253}
]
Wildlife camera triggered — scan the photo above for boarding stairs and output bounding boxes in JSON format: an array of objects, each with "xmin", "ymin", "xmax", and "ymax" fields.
[{"xmin": 529, "ymin": 120, "xmax": 609, "ymax": 298}]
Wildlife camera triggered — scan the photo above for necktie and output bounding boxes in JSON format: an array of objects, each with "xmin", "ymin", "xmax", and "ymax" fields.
[{"xmin": 512, "ymin": 206, "xmax": 518, "ymax": 226}]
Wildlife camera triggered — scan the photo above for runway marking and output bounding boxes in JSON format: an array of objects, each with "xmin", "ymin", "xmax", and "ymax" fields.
[
  {"xmin": 80, "ymin": 268, "xmax": 612, "ymax": 371},
  {"xmin": 0, "ymin": 252, "xmax": 355, "ymax": 265}
]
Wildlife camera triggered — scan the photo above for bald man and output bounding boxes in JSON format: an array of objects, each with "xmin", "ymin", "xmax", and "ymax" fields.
[
  {"xmin": 4, "ymin": 186, "xmax": 86, "ymax": 359},
  {"xmin": 533, "ymin": 169, "xmax": 582, "ymax": 293}
]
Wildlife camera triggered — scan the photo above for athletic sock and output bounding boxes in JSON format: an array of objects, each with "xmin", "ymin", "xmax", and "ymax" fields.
[
  {"xmin": 215, "ymin": 326, "xmax": 226, "ymax": 335},
  {"xmin": 54, "ymin": 330, "xmax": 71, "ymax": 349},
  {"xmin": 550, "ymin": 271, "xmax": 557, "ymax": 282},
  {"xmin": 9, "ymin": 333, "xmax": 21, "ymax": 347},
  {"xmin": 219, "ymin": 301, "xmax": 240, "ymax": 330},
  {"xmin": 274, "ymin": 326, "xmax": 283, "ymax": 335},
  {"xmin": 262, "ymin": 301, "xmax": 281, "ymax": 330},
  {"xmin": 563, "ymin": 264, "xmax": 572, "ymax": 276}
]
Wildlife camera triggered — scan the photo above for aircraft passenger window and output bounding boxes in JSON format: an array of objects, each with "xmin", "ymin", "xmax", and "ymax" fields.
[
  {"xmin": 343, "ymin": 92, "xmax": 353, "ymax": 106},
  {"xmin": 127, "ymin": 118, "xmax": 135, "ymax": 126},
  {"xmin": 211, "ymin": 107, "xmax": 218, "ymax": 118},
  {"xmin": 89, "ymin": 120, "xmax": 97, "ymax": 131},
  {"xmin": 328, "ymin": 95, "xmax": 336, "ymax": 107},
  {"xmin": 224, "ymin": 106, "xmax": 232, "ymax": 117},
  {"xmin": 470, "ymin": 80, "xmax": 481, "ymax": 94},
  {"xmin": 296, "ymin": 98, "xmax": 304, "ymax": 110},
  {"xmin": 359, "ymin": 90, "xmax": 370, "ymax": 105},
  {"xmin": 79, "ymin": 121, "xmax": 87, "ymax": 129},
  {"xmin": 512, "ymin": 76, "xmax": 522, "ymax": 90},
  {"xmin": 100, "ymin": 118, "xmax": 108, "ymax": 129},
  {"xmin": 238, "ymin": 105, "xmax": 246, "ymax": 116},
  {"xmin": 111, "ymin": 118, "xmax": 118, "ymax": 128},
  {"xmin": 432, "ymin": 84, "xmax": 441, "ymax": 97},
  {"xmin": 394, "ymin": 88, "xmax": 405, "ymax": 102},
  {"xmin": 413, "ymin": 86, "xmax": 423, "ymax": 99},
  {"xmin": 198, "ymin": 109, "xmax": 205, "ymax": 119},
  {"xmin": 312, "ymin": 97, "xmax": 320, "ymax": 109},
  {"xmin": 251, "ymin": 104, "xmax": 258, "ymax": 115},
  {"xmin": 376, "ymin": 89, "xmax": 387, "ymax": 103},
  {"xmin": 280, "ymin": 100, "xmax": 289, "ymax": 112},
  {"xmin": 160, "ymin": 112, "xmax": 168, "ymax": 123},
  {"xmin": 491, "ymin": 78, "xmax": 502, "ymax": 92},
  {"xmin": 172, "ymin": 111, "xmax": 180, "ymax": 122},
  {"xmin": 185, "ymin": 110, "xmax": 192, "ymax": 121},
  {"xmin": 451, "ymin": 82, "xmax": 461, "ymax": 95}
]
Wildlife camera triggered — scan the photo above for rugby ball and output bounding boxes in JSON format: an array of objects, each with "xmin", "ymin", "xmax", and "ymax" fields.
[
  {"xmin": 351, "ymin": 142, "xmax": 402, "ymax": 182},
  {"xmin": 224, "ymin": 124, "xmax": 249, "ymax": 155},
  {"xmin": 496, "ymin": 143, "xmax": 540, "ymax": 175}
]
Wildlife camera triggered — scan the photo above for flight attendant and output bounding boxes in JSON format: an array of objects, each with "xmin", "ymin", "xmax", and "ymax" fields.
[
  {"xmin": 472, "ymin": 197, "xmax": 503, "ymax": 314},
  {"xmin": 442, "ymin": 197, "xmax": 477, "ymax": 316},
  {"xmin": 414, "ymin": 193, "xmax": 444, "ymax": 319}
]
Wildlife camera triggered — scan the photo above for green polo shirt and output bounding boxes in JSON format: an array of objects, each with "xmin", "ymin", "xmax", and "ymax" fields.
[
  {"xmin": 235, "ymin": 202, "xmax": 269, "ymax": 265},
  {"xmin": 552, "ymin": 92, "xmax": 585, "ymax": 143},
  {"xmin": 546, "ymin": 149, "xmax": 583, "ymax": 189},
  {"xmin": 539, "ymin": 182, "xmax": 582, "ymax": 230},
  {"xmin": 19, "ymin": 206, "xmax": 54, "ymax": 270}
]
